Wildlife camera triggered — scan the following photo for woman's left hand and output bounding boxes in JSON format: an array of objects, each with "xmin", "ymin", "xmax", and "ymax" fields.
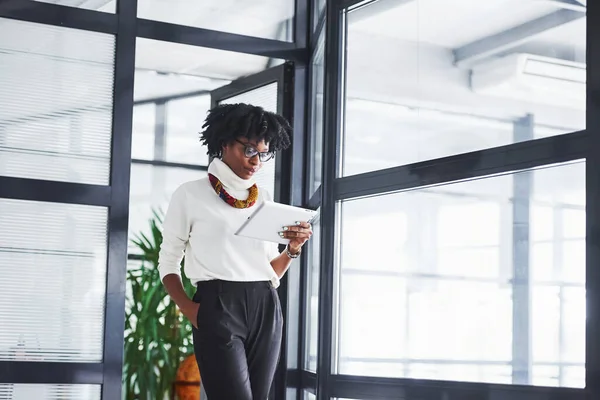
[{"xmin": 280, "ymin": 221, "xmax": 313, "ymax": 254}]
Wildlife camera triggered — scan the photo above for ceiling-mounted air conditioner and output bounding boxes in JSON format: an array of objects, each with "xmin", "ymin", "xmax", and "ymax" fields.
[{"xmin": 470, "ymin": 53, "xmax": 585, "ymax": 110}]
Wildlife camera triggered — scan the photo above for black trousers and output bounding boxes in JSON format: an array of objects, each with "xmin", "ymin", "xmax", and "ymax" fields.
[{"xmin": 192, "ymin": 280, "xmax": 283, "ymax": 400}]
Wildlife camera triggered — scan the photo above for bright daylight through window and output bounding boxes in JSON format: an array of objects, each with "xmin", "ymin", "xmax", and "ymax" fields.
[
  {"xmin": 337, "ymin": 161, "xmax": 585, "ymax": 387},
  {"xmin": 336, "ymin": 0, "xmax": 587, "ymax": 389},
  {"xmin": 341, "ymin": 0, "xmax": 585, "ymax": 176}
]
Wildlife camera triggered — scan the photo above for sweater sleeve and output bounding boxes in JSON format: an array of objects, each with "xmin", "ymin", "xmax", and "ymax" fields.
[
  {"xmin": 158, "ymin": 184, "xmax": 190, "ymax": 282},
  {"xmin": 261, "ymin": 187, "xmax": 283, "ymax": 261}
]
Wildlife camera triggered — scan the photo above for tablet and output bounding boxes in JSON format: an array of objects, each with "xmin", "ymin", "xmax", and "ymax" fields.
[{"xmin": 235, "ymin": 201, "xmax": 319, "ymax": 245}]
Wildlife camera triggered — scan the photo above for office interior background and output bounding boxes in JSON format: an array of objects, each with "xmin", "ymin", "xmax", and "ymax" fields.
[{"xmin": 0, "ymin": 0, "xmax": 597, "ymax": 399}]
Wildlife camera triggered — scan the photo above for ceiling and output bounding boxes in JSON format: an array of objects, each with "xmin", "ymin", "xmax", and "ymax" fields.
[
  {"xmin": 350, "ymin": 0, "xmax": 560, "ymax": 48},
  {"xmin": 37, "ymin": 0, "xmax": 294, "ymax": 41},
  {"xmin": 137, "ymin": 0, "xmax": 293, "ymax": 41},
  {"xmin": 133, "ymin": 71, "xmax": 228, "ymax": 102},
  {"xmin": 135, "ymin": 38, "xmax": 272, "ymax": 82}
]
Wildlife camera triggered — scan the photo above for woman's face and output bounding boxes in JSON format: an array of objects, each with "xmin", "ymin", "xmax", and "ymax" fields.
[{"xmin": 221, "ymin": 137, "xmax": 269, "ymax": 180}]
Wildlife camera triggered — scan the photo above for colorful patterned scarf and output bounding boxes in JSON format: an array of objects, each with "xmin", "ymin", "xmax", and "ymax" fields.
[{"xmin": 208, "ymin": 173, "xmax": 259, "ymax": 209}]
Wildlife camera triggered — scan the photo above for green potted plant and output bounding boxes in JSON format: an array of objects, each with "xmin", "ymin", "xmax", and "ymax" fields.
[{"xmin": 123, "ymin": 210, "xmax": 196, "ymax": 400}]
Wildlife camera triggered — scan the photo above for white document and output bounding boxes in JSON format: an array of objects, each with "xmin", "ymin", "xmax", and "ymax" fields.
[{"xmin": 235, "ymin": 201, "xmax": 319, "ymax": 245}]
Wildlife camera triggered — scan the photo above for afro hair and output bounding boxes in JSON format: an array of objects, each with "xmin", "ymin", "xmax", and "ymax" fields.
[{"xmin": 199, "ymin": 103, "xmax": 292, "ymax": 159}]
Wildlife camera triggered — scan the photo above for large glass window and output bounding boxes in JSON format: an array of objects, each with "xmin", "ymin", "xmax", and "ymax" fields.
[
  {"xmin": 335, "ymin": 161, "xmax": 585, "ymax": 388},
  {"xmin": 342, "ymin": 0, "xmax": 586, "ymax": 176},
  {"xmin": 0, "ymin": 199, "xmax": 108, "ymax": 363},
  {"xmin": 0, "ymin": 19, "xmax": 114, "ymax": 372},
  {"xmin": 0, "ymin": 19, "xmax": 114, "ymax": 185}
]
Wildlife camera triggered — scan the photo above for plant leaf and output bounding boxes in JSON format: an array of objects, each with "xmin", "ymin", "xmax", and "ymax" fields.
[{"xmin": 124, "ymin": 212, "xmax": 193, "ymax": 400}]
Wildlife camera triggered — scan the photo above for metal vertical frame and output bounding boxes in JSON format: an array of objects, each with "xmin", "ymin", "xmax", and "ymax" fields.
[
  {"xmin": 316, "ymin": 0, "xmax": 345, "ymax": 398},
  {"xmin": 553, "ymin": 206, "xmax": 565, "ymax": 387},
  {"xmin": 273, "ymin": 61, "xmax": 303, "ymax": 400},
  {"xmin": 287, "ymin": 3, "xmax": 310, "ymax": 399},
  {"xmin": 102, "ymin": 1, "xmax": 137, "ymax": 399},
  {"xmin": 586, "ymin": 0, "xmax": 600, "ymax": 397},
  {"xmin": 295, "ymin": 56, "xmax": 310, "ymax": 371},
  {"xmin": 305, "ymin": 26, "xmax": 326, "ymax": 205},
  {"xmin": 295, "ymin": 0, "xmax": 309, "ymax": 52},
  {"xmin": 298, "ymin": 4, "xmax": 323, "ymax": 395}
]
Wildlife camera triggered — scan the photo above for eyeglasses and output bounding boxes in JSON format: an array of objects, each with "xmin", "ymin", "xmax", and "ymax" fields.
[{"xmin": 235, "ymin": 139, "xmax": 274, "ymax": 162}]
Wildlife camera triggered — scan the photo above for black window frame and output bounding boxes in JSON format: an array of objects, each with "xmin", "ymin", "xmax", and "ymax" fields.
[{"xmin": 309, "ymin": 0, "xmax": 600, "ymax": 399}]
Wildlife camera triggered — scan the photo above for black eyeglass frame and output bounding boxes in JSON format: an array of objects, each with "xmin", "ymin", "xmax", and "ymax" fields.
[{"xmin": 235, "ymin": 139, "xmax": 275, "ymax": 162}]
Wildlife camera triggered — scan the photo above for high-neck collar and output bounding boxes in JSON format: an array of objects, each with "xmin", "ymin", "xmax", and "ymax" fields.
[{"xmin": 208, "ymin": 158, "xmax": 256, "ymax": 191}]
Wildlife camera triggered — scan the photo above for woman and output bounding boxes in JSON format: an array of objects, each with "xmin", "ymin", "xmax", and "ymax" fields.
[{"xmin": 158, "ymin": 103, "xmax": 312, "ymax": 400}]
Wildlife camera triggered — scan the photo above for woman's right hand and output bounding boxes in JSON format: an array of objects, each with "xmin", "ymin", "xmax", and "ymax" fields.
[
  {"xmin": 161, "ymin": 274, "xmax": 200, "ymax": 328},
  {"xmin": 182, "ymin": 301, "xmax": 200, "ymax": 329}
]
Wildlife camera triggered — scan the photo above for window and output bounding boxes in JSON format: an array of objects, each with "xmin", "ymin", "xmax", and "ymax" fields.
[
  {"xmin": 0, "ymin": 19, "xmax": 113, "ymax": 369},
  {"xmin": 309, "ymin": 31, "xmax": 325, "ymax": 196},
  {"xmin": 313, "ymin": 0, "xmax": 326, "ymax": 29},
  {"xmin": 336, "ymin": 161, "xmax": 585, "ymax": 388},
  {"xmin": 0, "ymin": 384, "xmax": 101, "ymax": 399},
  {"xmin": 0, "ymin": 19, "xmax": 114, "ymax": 185},
  {"xmin": 304, "ymin": 390, "xmax": 316, "ymax": 400},
  {"xmin": 286, "ymin": 388, "xmax": 298, "ymax": 400},
  {"xmin": 341, "ymin": 0, "xmax": 586, "ymax": 176},
  {"xmin": 305, "ymin": 210, "xmax": 321, "ymax": 372},
  {"xmin": 0, "ymin": 199, "xmax": 108, "ymax": 363},
  {"xmin": 131, "ymin": 103, "xmax": 156, "ymax": 161},
  {"xmin": 129, "ymin": 98, "xmax": 209, "ymax": 249},
  {"xmin": 165, "ymin": 95, "xmax": 211, "ymax": 166},
  {"xmin": 128, "ymin": 164, "xmax": 207, "ymax": 252}
]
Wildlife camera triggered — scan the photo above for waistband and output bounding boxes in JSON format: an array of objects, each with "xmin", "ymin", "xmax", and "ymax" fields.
[{"xmin": 196, "ymin": 279, "xmax": 274, "ymax": 291}]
